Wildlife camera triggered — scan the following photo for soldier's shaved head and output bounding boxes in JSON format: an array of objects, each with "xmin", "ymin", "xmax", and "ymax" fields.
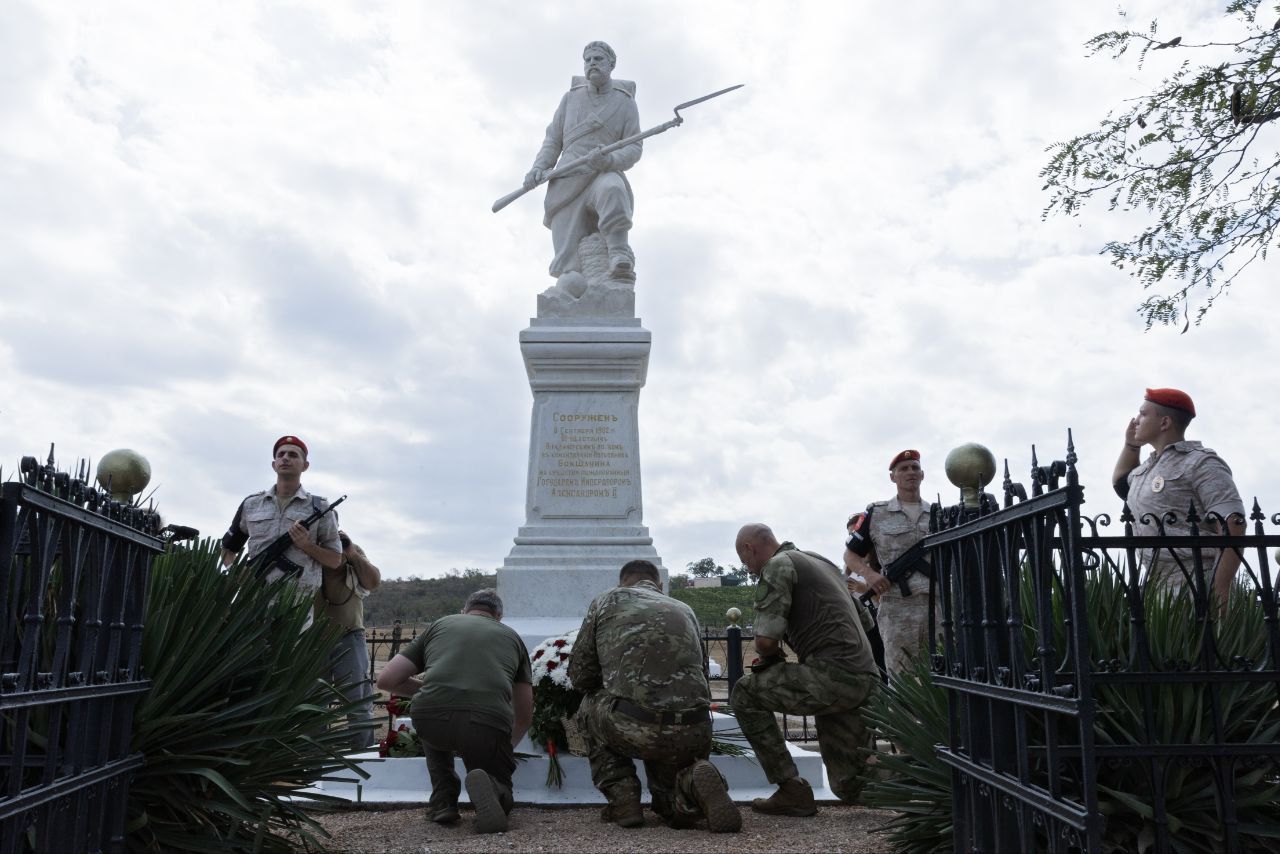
[{"xmin": 736, "ymin": 523, "xmax": 781, "ymax": 575}]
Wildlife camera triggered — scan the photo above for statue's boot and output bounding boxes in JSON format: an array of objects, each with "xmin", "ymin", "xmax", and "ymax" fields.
[{"xmin": 602, "ymin": 229, "xmax": 635, "ymax": 278}]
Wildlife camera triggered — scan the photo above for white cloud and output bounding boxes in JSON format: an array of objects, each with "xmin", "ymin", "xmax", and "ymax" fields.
[{"xmin": 2, "ymin": 0, "xmax": 1276, "ymax": 580}]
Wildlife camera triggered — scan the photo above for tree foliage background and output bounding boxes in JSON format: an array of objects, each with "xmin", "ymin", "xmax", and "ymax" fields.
[{"xmin": 1042, "ymin": 0, "xmax": 1280, "ymax": 328}]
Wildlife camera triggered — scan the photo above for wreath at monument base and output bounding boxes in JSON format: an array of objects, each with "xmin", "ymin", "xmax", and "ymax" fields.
[{"xmin": 528, "ymin": 629, "xmax": 584, "ymax": 787}]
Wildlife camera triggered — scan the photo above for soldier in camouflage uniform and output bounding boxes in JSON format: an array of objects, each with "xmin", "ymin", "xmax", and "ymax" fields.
[
  {"xmin": 845, "ymin": 449, "xmax": 940, "ymax": 677},
  {"xmin": 569, "ymin": 560, "xmax": 741, "ymax": 833},
  {"xmin": 732, "ymin": 524, "xmax": 879, "ymax": 815}
]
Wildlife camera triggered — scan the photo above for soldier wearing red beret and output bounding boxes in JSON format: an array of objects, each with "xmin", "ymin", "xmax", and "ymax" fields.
[
  {"xmin": 1112, "ymin": 389, "xmax": 1246, "ymax": 603},
  {"xmin": 844, "ymin": 449, "xmax": 939, "ymax": 676},
  {"xmin": 219, "ymin": 435, "xmax": 344, "ymax": 598}
]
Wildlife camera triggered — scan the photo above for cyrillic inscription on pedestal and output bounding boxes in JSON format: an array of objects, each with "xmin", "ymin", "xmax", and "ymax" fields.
[{"xmin": 534, "ymin": 404, "xmax": 639, "ymax": 519}]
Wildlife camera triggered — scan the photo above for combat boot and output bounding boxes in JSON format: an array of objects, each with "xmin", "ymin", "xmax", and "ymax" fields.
[
  {"xmin": 463, "ymin": 769, "xmax": 508, "ymax": 834},
  {"xmin": 424, "ymin": 803, "xmax": 460, "ymax": 824},
  {"xmin": 689, "ymin": 760, "xmax": 741, "ymax": 833},
  {"xmin": 750, "ymin": 776, "xmax": 817, "ymax": 817},
  {"xmin": 604, "ymin": 779, "xmax": 645, "ymax": 828}
]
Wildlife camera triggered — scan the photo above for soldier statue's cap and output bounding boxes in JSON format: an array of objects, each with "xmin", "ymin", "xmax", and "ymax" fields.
[
  {"xmin": 1144, "ymin": 388, "xmax": 1196, "ymax": 417},
  {"xmin": 889, "ymin": 449, "xmax": 921, "ymax": 471},
  {"xmin": 273, "ymin": 435, "xmax": 309, "ymax": 457}
]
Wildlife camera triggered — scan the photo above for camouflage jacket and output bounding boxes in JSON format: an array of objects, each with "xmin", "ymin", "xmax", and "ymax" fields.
[
  {"xmin": 754, "ymin": 545, "xmax": 876, "ymax": 675},
  {"xmin": 568, "ymin": 579, "xmax": 711, "ymax": 711}
]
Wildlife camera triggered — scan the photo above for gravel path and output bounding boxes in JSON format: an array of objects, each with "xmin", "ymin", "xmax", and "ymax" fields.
[{"xmin": 314, "ymin": 804, "xmax": 896, "ymax": 853}]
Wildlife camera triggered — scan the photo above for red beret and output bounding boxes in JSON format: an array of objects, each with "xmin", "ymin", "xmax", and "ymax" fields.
[
  {"xmin": 273, "ymin": 435, "xmax": 309, "ymax": 457},
  {"xmin": 1144, "ymin": 388, "xmax": 1195, "ymax": 417},
  {"xmin": 889, "ymin": 449, "xmax": 921, "ymax": 471}
]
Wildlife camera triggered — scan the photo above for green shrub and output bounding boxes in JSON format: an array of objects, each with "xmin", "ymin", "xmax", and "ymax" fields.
[
  {"xmin": 669, "ymin": 586, "xmax": 756, "ymax": 628},
  {"xmin": 126, "ymin": 539, "xmax": 369, "ymax": 852},
  {"xmin": 862, "ymin": 570, "xmax": 1280, "ymax": 853}
]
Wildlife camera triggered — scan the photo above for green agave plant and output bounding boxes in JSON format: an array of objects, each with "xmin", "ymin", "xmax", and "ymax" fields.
[
  {"xmin": 126, "ymin": 539, "xmax": 370, "ymax": 852},
  {"xmin": 862, "ymin": 564, "xmax": 1280, "ymax": 854}
]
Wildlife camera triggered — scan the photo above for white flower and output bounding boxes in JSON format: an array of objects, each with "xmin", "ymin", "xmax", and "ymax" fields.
[{"xmin": 529, "ymin": 629, "xmax": 577, "ymax": 688}]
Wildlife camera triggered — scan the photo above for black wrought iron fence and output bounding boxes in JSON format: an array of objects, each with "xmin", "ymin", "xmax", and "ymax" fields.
[
  {"xmin": 927, "ymin": 435, "xmax": 1280, "ymax": 854},
  {"xmin": 0, "ymin": 451, "xmax": 163, "ymax": 853}
]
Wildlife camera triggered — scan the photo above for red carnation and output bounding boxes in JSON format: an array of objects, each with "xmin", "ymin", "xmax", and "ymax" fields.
[
  {"xmin": 553, "ymin": 639, "xmax": 567, "ymax": 648},
  {"xmin": 558, "ymin": 652, "xmax": 570, "ymax": 660},
  {"xmin": 533, "ymin": 649, "xmax": 544, "ymax": 660},
  {"xmin": 546, "ymin": 660, "xmax": 559, "ymax": 670}
]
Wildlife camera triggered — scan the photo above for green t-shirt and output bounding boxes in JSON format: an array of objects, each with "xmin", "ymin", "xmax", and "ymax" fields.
[{"xmin": 399, "ymin": 613, "xmax": 532, "ymax": 731}]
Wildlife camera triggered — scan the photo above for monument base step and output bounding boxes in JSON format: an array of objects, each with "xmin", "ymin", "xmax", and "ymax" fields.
[{"xmin": 305, "ymin": 742, "xmax": 833, "ymax": 806}]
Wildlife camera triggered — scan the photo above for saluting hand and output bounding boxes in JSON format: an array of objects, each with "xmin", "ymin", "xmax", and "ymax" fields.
[{"xmin": 1124, "ymin": 418, "xmax": 1139, "ymax": 448}]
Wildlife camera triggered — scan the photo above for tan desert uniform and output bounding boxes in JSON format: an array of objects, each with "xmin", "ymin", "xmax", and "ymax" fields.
[
  {"xmin": 865, "ymin": 497, "xmax": 938, "ymax": 676},
  {"xmin": 1124, "ymin": 440, "xmax": 1245, "ymax": 588},
  {"xmin": 222, "ymin": 486, "xmax": 341, "ymax": 590}
]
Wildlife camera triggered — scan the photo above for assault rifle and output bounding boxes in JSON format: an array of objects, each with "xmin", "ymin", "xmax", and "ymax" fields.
[
  {"xmin": 251, "ymin": 495, "xmax": 347, "ymax": 580},
  {"xmin": 859, "ymin": 540, "xmax": 932, "ymax": 605}
]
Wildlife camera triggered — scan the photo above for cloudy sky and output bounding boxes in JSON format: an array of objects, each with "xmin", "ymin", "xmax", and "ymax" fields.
[{"xmin": 3, "ymin": 1, "xmax": 1276, "ymax": 580}]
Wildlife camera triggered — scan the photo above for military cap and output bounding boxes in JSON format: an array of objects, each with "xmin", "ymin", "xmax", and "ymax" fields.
[
  {"xmin": 1144, "ymin": 388, "xmax": 1196, "ymax": 417},
  {"xmin": 889, "ymin": 449, "xmax": 921, "ymax": 471},
  {"xmin": 273, "ymin": 435, "xmax": 309, "ymax": 457}
]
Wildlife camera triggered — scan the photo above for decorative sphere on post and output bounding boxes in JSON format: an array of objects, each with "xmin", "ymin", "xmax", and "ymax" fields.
[
  {"xmin": 944, "ymin": 443, "xmax": 996, "ymax": 509},
  {"xmin": 96, "ymin": 449, "xmax": 151, "ymax": 504},
  {"xmin": 725, "ymin": 607, "xmax": 742, "ymax": 627}
]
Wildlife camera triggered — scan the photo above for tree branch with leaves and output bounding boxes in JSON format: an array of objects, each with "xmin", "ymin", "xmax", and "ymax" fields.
[{"xmin": 1042, "ymin": 0, "xmax": 1280, "ymax": 329}]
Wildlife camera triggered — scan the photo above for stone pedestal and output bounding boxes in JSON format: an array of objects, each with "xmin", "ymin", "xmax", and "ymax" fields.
[{"xmin": 497, "ymin": 316, "xmax": 664, "ymax": 643}]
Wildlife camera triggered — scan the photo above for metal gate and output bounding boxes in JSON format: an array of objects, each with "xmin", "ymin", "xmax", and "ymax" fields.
[
  {"xmin": 926, "ymin": 435, "xmax": 1280, "ymax": 853},
  {"xmin": 0, "ymin": 452, "xmax": 163, "ymax": 853}
]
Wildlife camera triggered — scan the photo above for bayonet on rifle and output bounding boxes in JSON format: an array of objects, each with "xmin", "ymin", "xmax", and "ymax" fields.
[{"xmin": 492, "ymin": 84, "xmax": 744, "ymax": 214}]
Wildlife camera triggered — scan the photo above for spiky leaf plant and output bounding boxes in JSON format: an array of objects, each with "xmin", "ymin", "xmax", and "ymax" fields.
[
  {"xmin": 862, "ymin": 565, "xmax": 1280, "ymax": 853},
  {"xmin": 860, "ymin": 651, "xmax": 953, "ymax": 854},
  {"xmin": 126, "ymin": 539, "xmax": 369, "ymax": 852}
]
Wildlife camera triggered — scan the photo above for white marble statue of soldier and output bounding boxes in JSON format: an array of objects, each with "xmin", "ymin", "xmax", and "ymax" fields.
[{"xmin": 523, "ymin": 41, "xmax": 642, "ymax": 280}]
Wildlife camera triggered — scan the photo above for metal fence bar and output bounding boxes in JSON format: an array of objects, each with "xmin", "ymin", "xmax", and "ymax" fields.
[
  {"xmin": 0, "ymin": 453, "xmax": 163, "ymax": 853},
  {"xmin": 932, "ymin": 436, "xmax": 1280, "ymax": 853}
]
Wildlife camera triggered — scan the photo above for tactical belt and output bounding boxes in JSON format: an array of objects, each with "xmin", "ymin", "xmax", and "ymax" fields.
[{"xmin": 613, "ymin": 698, "xmax": 709, "ymax": 726}]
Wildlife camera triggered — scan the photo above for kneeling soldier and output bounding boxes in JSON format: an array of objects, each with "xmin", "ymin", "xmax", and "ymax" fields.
[
  {"xmin": 569, "ymin": 560, "xmax": 741, "ymax": 832},
  {"xmin": 732, "ymin": 524, "xmax": 880, "ymax": 813}
]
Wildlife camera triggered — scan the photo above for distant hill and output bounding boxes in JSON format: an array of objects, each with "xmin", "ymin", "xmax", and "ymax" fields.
[{"xmin": 363, "ymin": 570, "xmax": 497, "ymax": 627}]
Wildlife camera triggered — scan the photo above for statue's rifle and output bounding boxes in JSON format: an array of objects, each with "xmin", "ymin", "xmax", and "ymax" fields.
[{"xmin": 491, "ymin": 83, "xmax": 744, "ymax": 214}]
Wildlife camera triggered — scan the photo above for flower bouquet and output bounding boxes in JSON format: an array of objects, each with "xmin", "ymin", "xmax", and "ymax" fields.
[
  {"xmin": 528, "ymin": 629, "xmax": 583, "ymax": 787},
  {"xmin": 378, "ymin": 721, "xmax": 424, "ymax": 758},
  {"xmin": 385, "ymin": 695, "xmax": 412, "ymax": 718}
]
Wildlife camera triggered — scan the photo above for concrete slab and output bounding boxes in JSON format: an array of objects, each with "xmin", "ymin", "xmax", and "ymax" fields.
[{"xmin": 307, "ymin": 742, "xmax": 834, "ymax": 806}]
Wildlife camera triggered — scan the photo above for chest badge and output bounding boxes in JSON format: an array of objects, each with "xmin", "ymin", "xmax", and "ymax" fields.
[{"xmin": 1151, "ymin": 475, "xmax": 1165, "ymax": 493}]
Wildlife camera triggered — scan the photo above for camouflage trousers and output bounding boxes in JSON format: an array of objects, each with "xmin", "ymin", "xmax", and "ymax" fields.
[
  {"xmin": 877, "ymin": 591, "xmax": 938, "ymax": 677},
  {"xmin": 577, "ymin": 691, "xmax": 715, "ymax": 825},
  {"xmin": 730, "ymin": 659, "xmax": 878, "ymax": 803}
]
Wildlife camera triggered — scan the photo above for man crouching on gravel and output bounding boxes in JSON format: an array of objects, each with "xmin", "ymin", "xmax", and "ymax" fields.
[{"xmin": 377, "ymin": 589, "xmax": 533, "ymax": 833}]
